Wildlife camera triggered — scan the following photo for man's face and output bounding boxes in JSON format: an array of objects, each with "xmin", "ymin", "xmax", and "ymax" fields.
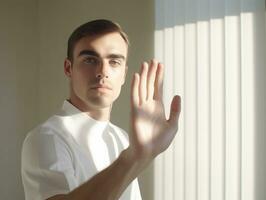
[{"xmin": 65, "ymin": 32, "xmax": 128, "ymax": 110}]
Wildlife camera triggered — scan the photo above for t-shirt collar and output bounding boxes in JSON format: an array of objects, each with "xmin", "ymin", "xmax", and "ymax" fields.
[{"xmin": 61, "ymin": 100, "xmax": 110, "ymax": 125}]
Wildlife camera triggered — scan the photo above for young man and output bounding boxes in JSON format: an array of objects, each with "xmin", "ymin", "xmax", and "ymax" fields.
[{"xmin": 21, "ymin": 19, "xmax": 181, "ymax": 200}]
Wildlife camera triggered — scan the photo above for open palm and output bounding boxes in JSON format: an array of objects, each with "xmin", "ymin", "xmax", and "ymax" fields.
[{"xmin": 129, "ymin": 60, "xmax": 181, "ymax": 159}]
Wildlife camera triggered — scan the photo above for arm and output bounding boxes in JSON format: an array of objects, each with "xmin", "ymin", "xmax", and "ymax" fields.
[
  {"xmin": 48, "ymin": 148, "xmax": 146, "ymax": 200},
  {"xmin": 48, "ymin": 59, "xmax": 181, "ymax": 200}
]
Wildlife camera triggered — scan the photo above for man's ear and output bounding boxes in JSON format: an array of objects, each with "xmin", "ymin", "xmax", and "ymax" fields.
[
  {"xmin": 122, "ymin": 66, "xmax": 128, "ymax": 85},
  {"xmin": 64, "ymin": 59, "xmax": 72, "ymax": 78}
]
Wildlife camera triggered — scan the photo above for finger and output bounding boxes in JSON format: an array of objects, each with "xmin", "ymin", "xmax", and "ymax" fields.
[
  {"xmin": 139, "ymin": 62, "xmax": 148, "ymax": 105},
  {"xmin": 154, "ymin": 62, "xmax": 164, "ymax": 100},
  {"xmin": 131, "ymin": 73, "xmax": 140, "ymax": 107},
  {"xmin": 168, "ymin": 95, "xmax": 181, "ymax": 127},
  {"xmin": 147, "ymin": 59, "xmax": 158, "ymax": 100}
]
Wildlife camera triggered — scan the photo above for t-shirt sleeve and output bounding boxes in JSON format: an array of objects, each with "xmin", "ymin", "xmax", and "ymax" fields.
[{"xmin": 21, "ymin": 129, "xmax": 78, "ymax": 200}]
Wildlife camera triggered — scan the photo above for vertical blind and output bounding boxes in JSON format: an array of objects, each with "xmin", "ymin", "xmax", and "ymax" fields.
[{"xmin": 154, "ymin": 0, "xmax": 265, "ymax": 200}]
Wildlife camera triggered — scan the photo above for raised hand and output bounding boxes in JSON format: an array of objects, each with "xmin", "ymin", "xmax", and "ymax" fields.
[{"xmin": 128, "ymin": 59, "xmax": 181, "ymax": 161}]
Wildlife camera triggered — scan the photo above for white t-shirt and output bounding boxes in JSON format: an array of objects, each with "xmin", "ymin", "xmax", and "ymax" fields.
[{"xmin": 21, "ymin": 100, "xmax": 142, "ymax": 200}]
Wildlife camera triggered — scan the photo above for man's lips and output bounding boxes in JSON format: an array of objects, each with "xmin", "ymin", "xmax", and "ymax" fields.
[{"xmin": 90, "ymin": 84, "xmax": 112, "ymax": 90}]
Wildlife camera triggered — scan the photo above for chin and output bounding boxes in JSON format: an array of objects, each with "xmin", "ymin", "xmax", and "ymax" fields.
[{"xmin": 86, "ymin": 96, "xmax": 113, "ymax": 108}]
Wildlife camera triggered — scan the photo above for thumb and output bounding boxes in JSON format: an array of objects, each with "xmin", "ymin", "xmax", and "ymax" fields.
[{"xmin": 168, "ymin": 95, "xmax": 181, "ymax": 125}]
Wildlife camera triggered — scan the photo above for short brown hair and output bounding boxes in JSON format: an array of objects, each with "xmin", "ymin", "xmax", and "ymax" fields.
[{"xmin": 67, "ymin": 19, "xmax": 129, "ymax": 61}]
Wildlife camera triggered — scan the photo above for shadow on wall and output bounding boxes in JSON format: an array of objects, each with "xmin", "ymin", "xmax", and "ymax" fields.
[
  {"xmin": 254, "ymin": 9, "xmax": 266, "ymax": 200},
  {"xmin": 155, "ymin": 0, "xmax": 261, "ymax": 30}
]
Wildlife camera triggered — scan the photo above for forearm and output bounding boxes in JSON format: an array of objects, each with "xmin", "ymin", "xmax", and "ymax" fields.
[{"xmin": 63, "ymin": 148, "xmax": 148, "ymax": 200}]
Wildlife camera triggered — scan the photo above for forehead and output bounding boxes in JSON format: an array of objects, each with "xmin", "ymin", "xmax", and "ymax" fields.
[{"xmin": 73, "ymin": 32, "xmax": 128, "ymax": 58}]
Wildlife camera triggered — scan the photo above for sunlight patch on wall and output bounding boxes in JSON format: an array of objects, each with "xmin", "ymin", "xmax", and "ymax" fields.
[{"xmin": 154, "ymin": 3, "xmax": 261, "ymax": 198}]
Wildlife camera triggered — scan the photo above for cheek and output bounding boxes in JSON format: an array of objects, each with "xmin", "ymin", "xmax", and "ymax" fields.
[
  {"xmin": 114, "ymin": 68, "xmax": 126, "ymax": 84},
  {"xmin": 74, "ymin": 66, "xmax": 92, "ymax": 81},
  {"xmin": 112, "ymin": 72, "xmax": 126, "ymax": 98},
  {"xmin": 112, "ymin": 86, "xmax": 122, "ymax": 102},
  {"xmin": 71, "ymin": 70, "xmax": 91, "ymax": 92}
]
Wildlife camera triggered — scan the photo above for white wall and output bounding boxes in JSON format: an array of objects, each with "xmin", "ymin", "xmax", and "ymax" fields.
[
  {"xmin": 0, "ymin": 0, "xmax": 154, "ymax": 199},
  {"xmin": 0, "ymin": 1, "xmax": 38, "ymax": 199}
]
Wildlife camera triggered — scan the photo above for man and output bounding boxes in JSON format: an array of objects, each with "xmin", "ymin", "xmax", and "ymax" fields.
[{"xmin": 21, "ymin": 19, "xmax": 181, "ymax": 200}]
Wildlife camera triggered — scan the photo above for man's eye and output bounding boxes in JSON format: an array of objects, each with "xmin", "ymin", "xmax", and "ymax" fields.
[
  {"xmin": 110, "ymin": 59, "xmax": 122, "ymax": 67},
  {"xmin": 84, "ymin": 57, "xmax": 98, "ymax": 65}
]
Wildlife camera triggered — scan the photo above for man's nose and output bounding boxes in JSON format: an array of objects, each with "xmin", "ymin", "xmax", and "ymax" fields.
[{"xmin": 96, "ymin": 60, "xmax": 109, "ymax": 79}]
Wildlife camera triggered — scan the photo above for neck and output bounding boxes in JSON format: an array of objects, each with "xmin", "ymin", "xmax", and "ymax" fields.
[{"xmin": 68, "ymin": 95, "xmax": 111, "ymax": 122}]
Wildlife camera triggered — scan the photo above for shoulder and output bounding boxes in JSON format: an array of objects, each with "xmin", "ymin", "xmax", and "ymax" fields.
[
  {"xmin": 22, "ymin": 114, "xmax": 73, "ymax": 160},
  {"xmin": 23, "ymin": 111, "xmax": 74, "ymax": 143},
  {"xmin": 109, "ymin": 122, "xmax": 128, "ymax": 136},
  {"xmin": 108, "ymin": 123, "xmax": 129, "ymax": 146}
]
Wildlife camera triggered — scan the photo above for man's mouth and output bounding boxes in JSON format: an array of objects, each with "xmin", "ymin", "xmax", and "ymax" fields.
[{"xmin": 90, "ymin": 84, "xmax": 112, "ymax": 91}]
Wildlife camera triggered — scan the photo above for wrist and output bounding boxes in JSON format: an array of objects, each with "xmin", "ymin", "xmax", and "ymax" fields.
[{"xmin": 120, "ymin": 147, "xmax": 152, "ymax": 172}]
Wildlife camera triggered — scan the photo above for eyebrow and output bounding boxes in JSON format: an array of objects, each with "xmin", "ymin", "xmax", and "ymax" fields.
[
  {"xmin": 78, "ymin": 50, "xmax": 99, "ymax": 57},
  {"xmin": 78, "ymin": 50, "xmax": 126, "ymax": 61}
]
